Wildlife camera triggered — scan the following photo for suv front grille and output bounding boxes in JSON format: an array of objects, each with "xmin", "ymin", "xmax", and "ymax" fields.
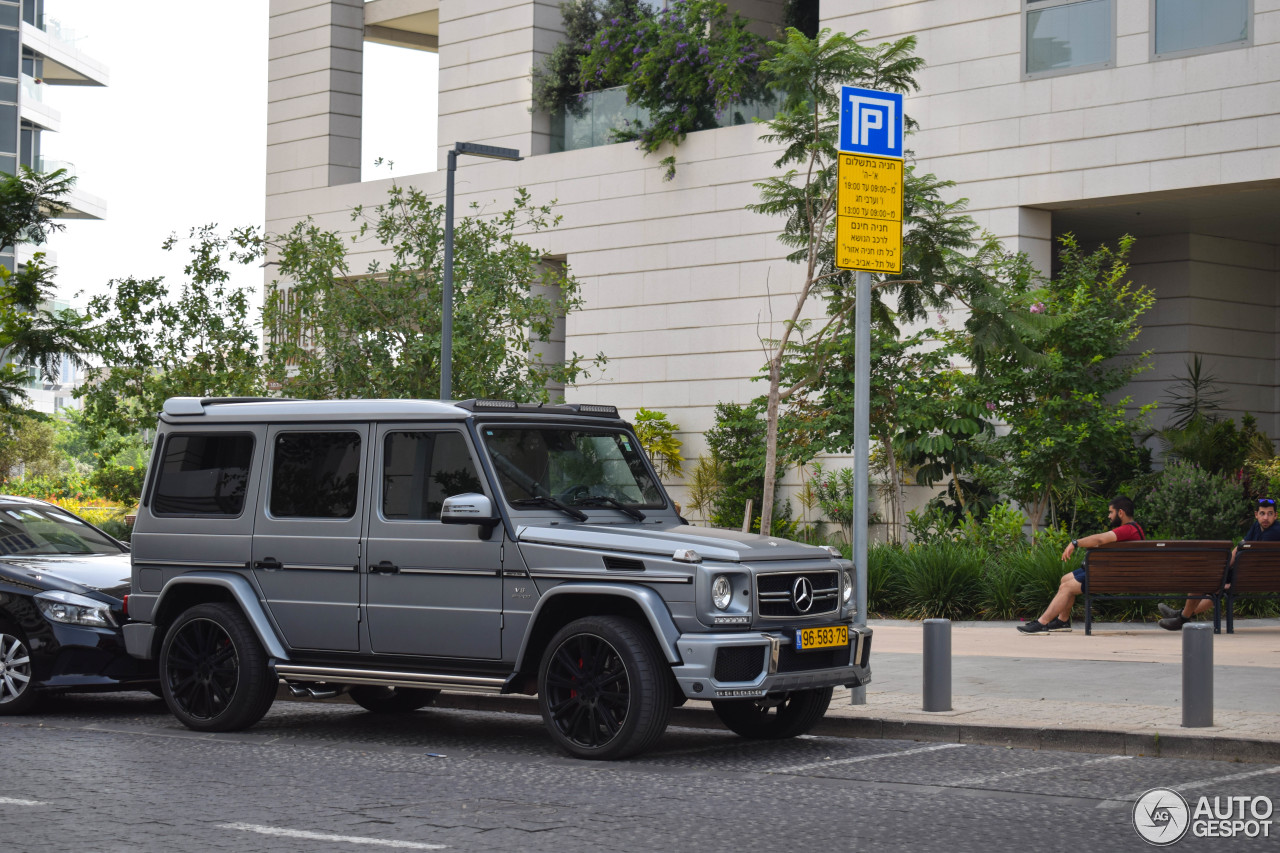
[
  {"xmin": 756, "ymin": 570, "xmax": 840, "ymax": 618},
  {"xmin": 714, "ymin": 646, "xmax": 766, "ymax": 682}
]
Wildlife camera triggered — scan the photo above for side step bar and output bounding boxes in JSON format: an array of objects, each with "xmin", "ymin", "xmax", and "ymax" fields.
[{"xmin": 274, "ymin": 663, "xmax": 507, "ymax": 693}]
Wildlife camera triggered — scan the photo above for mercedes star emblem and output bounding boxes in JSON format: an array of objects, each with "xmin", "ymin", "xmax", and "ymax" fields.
[{"xmin": 792, "ymin": 576, "xmax": 814, "ymax": 613}]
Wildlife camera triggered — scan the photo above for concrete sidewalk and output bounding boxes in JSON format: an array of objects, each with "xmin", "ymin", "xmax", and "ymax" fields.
[{"xmin": 435, "ymin": 617, "xmax": 1280, "ymax": 764}]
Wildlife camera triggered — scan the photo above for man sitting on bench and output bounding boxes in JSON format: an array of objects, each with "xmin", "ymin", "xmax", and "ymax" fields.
[
  {"xmin": 1017, "ymin": 496, "xmax": 1145, "ymax": 635},
  {"xmin": 1157, "ymin": 497, "xmax": 1280, "ymax": 630}
]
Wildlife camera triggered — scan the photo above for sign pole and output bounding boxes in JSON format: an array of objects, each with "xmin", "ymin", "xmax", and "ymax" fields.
[
  {"xmin": 835, "ymin": 85, "xmax": 903, "ymax": 706},
  {"xmin": 850, "ymin": 269, "xmax": 871, "ymax": 705}
]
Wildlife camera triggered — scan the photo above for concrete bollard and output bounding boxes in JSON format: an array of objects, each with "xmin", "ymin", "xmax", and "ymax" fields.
[
  {"xmin": 923, "ymin": 618, "xmax": 952, "ymax": 712},
  {"xmin": 1182, "ymin": 622, "xmax": 1214, "ymax": 728}
]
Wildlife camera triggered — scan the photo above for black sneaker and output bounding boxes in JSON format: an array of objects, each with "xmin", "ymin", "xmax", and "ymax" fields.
[
  {"xmin": 1159, "ymin": 614, "xmax": 1189, "ymax": 631},
  {"xmin": 1018, "ymin": 620, "xmax": 1050, "ymax": 635},
  {"xmin": 1045, "ymin": 618, "xmax": 1072, "ymax": 632},
  {"xmin": 1158, "ymin": 603, "xmax": 1182, "ymax": 619}
]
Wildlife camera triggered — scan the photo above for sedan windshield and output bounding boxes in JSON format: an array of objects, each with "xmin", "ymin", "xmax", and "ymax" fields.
[
  {"xmin": 0, "ymin": 506, "xmax": 125, "ymax": 557},
  {"xmin": 481, "ymin": 426, "xmax": 665, "ymax": 510}
]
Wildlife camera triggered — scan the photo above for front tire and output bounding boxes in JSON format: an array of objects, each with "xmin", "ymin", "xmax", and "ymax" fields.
[
  {"xmin": 349, "ymin": 686, "xmax": 439, "ymax": 713},
  {"xmin": 712, "ymin": 687, "xmax": 833, "ymax": 740},
  {"xmin": 537, "ymin": 615, "xmax": 671, "ymax": 760},
  {"xmin": 0, "ymin": 621, "xmax": 38, "ymax": 716},
  {"xmin": 159, "ymin": 603, "xmax": 276, "ymax": 732}
]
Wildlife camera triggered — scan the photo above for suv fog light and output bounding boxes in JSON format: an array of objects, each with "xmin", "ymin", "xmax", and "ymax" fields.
[
  {"xmin": 712, "ymin": 575, "xmax": 733, "ymax": 610},
  {"xmin": 842, "ymin": 568, "xmax": 854, "ymax": 604}
]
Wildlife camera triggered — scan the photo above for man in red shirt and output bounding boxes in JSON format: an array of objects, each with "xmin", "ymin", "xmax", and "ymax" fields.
[{"xmin": 1017, "ymin": 496, "xmax": 1144, "ymax": 635}]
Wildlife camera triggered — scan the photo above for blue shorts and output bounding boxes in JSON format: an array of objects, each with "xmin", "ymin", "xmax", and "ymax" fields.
[{"xmin": 1072, "ymin": 566, "xmax": 1086, "ymax": 584}]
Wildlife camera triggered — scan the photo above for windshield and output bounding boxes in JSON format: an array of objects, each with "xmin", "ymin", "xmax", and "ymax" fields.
[
  {"xmin": 0, "ymin": 505, "xmax": 125, "ymax": 557},
  {"xmin": 481, "ymin": 426, "xmax": 665, "ymax": 510}
]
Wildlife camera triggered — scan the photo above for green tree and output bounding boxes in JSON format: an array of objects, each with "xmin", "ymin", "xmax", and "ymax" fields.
[
  {"xmin": 0, "ymin": 167, "xmax": 91, "ymax": 409},
  {"xmin": 632, "ymin": 407, "xmax": 684, "ymax": 480},
  {"xmin": 78, "ymin": 226, "xmax": 264, "ymax": 448},
  {"xmin": 258, "ymin": 184, "xmax": 603, "ymax": 402},
  {"xmin": 748, "ymin": 28, "xmax": 1046, "ymax": 535},
  {"xmin": 982, "ymin": 235, "xmax": 1155, "ymax": 535},
  {"xmin": 0, "ymin": 410, "xmax": 60, "ymax": 480}
]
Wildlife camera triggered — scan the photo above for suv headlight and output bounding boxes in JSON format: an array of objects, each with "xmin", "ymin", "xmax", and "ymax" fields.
[
  {"xmin": 712, "ymin": 574, "xmax": 733, "ymax": 610},
  {"xmin": 35, "ymin": 590, "xmax": 118, "ymax": 628},
  {"xmin": 842, "ymin": 568, "xmax": 854, "ymax": 605}
]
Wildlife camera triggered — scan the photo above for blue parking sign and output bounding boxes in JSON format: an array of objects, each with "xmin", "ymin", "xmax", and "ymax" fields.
[{"xmin": 839, "ymin": 86, "xmax": 903, "ymax": 159}]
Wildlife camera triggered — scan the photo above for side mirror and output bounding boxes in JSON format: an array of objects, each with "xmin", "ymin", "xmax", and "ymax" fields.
[{"xmin": 441, "ymin": 493, "xmax": 502, "ymax": 540}]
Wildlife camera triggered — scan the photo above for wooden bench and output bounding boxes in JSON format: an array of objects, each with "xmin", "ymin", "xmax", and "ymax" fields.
[
  {"xmin": 1081, "ymin": 540, "xmax": 1232, "ymax": 635},
  {"xmin": 1225, "ymin": 540, "xmax": 1280, "ymax": 633}
]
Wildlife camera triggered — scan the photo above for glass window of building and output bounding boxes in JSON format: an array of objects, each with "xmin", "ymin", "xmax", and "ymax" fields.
[
  {"xmin": 1024, "ymin": 0, "xmax": 1114, "ymax": 77},
  {"xmin": 1153, "ymin": 0, "xmax": 1250, "ymax": 58}
]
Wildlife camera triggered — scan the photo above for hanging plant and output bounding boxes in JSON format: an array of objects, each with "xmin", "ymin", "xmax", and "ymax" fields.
[
  {"xmin": 580, "ymin": 0, "xmax": 771, "ymax": 178},
  {"xmin": 531, "ymin": 0, "xmax": 651, "ymax": 118},
  {"xmin": 534, "ymin": 0, "xmax": 771, "ymax": 179}
]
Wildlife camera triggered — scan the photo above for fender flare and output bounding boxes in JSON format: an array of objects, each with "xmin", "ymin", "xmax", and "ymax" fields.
[
  {"xmin": 151, "ymin": 572, "xmax": 289, "ymax": 661},
  {"xmin": 515, "ymin": 582, "xmax": 683, "ymax": 671}
]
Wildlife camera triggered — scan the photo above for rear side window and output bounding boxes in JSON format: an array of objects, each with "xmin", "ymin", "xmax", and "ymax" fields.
[
  {"xmin": 152, "ymin": 434, "xmax": 255, "ymax": 516},
  {"xmin": 270, "ymin": 432, "xmax": 362, "ymax": 519},
  {"xmin": 382, "ymin": 431, "xmax": 484, "ymax": 520}
]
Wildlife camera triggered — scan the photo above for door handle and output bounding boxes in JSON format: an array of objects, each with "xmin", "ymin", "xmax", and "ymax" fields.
[
  {"xmin": 254, "ymin": 557, "xmax": 283, "ymax": 570},
  {"xmin": 370, "ymin": 560, "xmax": 400, "ymax": 574}
]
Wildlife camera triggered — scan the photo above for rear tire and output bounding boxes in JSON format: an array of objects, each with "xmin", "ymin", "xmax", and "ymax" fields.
[
  {"xmin": 349, "ymin": 686, "xmax": 440, "ymax": 713},
  {"xmin": 160, "ymin": 603, "xmax": 276, "ymax": 732},
  {"xmin": 0, "ymin": 620, "xmax": 38, "ymax": 716},
  {"xmin": 712, "ymin": 687, "xmax": 833, "ymax": 740},
  {"xmin": 537, "ymin": 615, "xmax": 671, "ymax": 760}
]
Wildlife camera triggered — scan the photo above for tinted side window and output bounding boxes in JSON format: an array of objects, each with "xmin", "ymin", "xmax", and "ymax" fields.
[
  {"xmin": 271, "ymin": 432, "xmax": 362, "ymax": 519},
  {"xmin": 153, "ymin": 434, "xmax": 255, "ymax": 516},
  {"xmin": 383, "ymin": 431, "xmax": 483, "ymax": 520}
]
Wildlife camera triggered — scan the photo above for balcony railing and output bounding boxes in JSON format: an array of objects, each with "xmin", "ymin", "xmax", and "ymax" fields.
[
  {"xmin": 549, "ymin": 85, "xmax": 781, "ymax": 153},
  {"xmin": 20, "ymin": 74, "xmax": 42, "ymax": 103},
  {"xmin": 35, "ymin": 156, "xmax": 75, "ymax": 177}
]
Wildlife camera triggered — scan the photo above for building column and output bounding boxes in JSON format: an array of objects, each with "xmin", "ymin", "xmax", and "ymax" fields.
[
  {"xmin": 267, "ymin": 0, "xmax": 363, "ymax": 195},
  {"xmin": 436, "ymin": 0, "xmax": 563, "ymax": 169}
]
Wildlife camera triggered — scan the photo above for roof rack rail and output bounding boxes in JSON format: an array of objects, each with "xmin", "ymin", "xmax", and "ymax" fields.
[
  {"xmin": 162, "ymin": 397, "xmax": 297, "ymax": 416},
  {"xmin": 453, "ymin": 399, "xmax": 620, "ymax": 418}
]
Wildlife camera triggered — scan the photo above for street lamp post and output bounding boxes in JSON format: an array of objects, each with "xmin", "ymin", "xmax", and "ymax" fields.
[{"xmin": 441, "ymin": 141, "xmax": 523, "ymax": 401}]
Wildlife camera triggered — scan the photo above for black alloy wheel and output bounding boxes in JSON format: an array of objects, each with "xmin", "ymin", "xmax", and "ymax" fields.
[
  {"xmin": 160, "ymin": 603, "xmax": 276, "ymax": 732},
  {"xmin": 0, "ymin": 622, "xmax": 37, "ymax": 715},
  {"xmin": 712, "ymin": 687, "xmax": 834, "ymax": 739},
  {"xmin": 349, "ymin": 685, "xmax": 440, "ymax": 713},
  {"xmin": 537, "ymin": 615, "xmax": 671, "ymax": 760}
]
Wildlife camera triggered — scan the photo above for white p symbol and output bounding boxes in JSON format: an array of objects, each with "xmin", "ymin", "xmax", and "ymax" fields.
[{"xmin": 858, "ymin": 106, "xmax": 883, "ymax": 146}]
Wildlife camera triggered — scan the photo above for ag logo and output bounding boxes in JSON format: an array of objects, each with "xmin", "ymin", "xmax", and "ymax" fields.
[{"xmin": 1133, "ymin": 787, "xmax": 1191, "ymax": 846}]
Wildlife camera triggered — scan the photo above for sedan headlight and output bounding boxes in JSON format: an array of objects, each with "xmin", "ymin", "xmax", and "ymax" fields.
[
  {"xmin": 35, "ymin": 590, "xmax": 117, "ymax": 628},
  {"xmin": 842, "ymin": 568, "xmax": 854, "ymax": 604},
  {"xmin": 711, "ymin": 574, "xmax": 733, "ymax": 611}
]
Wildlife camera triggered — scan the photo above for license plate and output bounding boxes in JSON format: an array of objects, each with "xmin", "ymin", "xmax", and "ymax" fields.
[{"xmin": 795, "ymin": 624, "xmax": 848, "ymax": 651}]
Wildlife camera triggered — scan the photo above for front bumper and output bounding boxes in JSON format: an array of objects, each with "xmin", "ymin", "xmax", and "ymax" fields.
[
  {"xmin": 670, "ymin": 625, "xmax": 872, "ymax": 700},
  {"xmin": 29, "ymin": 621, "xmax": 158, "ymax": 691}
]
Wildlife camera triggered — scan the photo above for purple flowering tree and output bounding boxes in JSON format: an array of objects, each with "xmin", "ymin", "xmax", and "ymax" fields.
[{"xmin": 578, "ymin": 0, "xmax": 770, "ymax": 179}]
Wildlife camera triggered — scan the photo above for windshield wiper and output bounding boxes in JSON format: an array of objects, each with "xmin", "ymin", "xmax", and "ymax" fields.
[
  {"xmin": 510, "ymin": 496, "xmax": 588, "ymax": 522},
  {"xmin": 571, "ymin": 496, "xmax": 646, "ymax": 521}
]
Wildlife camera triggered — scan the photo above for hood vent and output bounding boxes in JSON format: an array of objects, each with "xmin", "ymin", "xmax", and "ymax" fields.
[{"xmin": 603, "ymin": 556, "xmax": 645, "ymax": 572}]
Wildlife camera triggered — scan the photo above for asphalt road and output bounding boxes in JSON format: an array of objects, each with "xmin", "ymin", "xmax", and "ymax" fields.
[{"xmin": 1, "ymin": 693, "xmax": 1277, "ymax": 853}]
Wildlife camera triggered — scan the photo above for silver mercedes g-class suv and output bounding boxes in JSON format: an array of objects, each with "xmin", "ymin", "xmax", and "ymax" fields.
[{"xmin": 124, "ymin": 398, "xmax": 871, "ymax": 759}]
